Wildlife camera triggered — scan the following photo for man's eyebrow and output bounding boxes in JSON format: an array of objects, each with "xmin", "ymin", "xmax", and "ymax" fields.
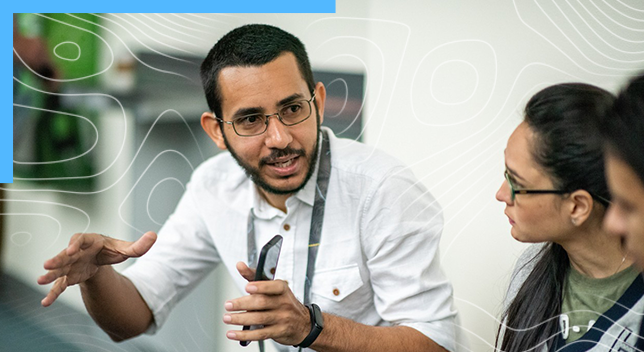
[
  {"xmin": 230, "ymin": 93, "xmax": 307, "ymax": 119},
  {"xmin": 277, "ymin": 93, "xmax": 306, "ymax": 106},
  {"xmin": 505, "ymin": 165, "xmax": 527, "ymax": 182},
  {"xmin": 232, "ymin": 107, "xmax": 263, "ymax": 119}
]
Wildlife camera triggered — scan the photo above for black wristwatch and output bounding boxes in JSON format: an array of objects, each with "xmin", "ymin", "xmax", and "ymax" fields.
[{"xmin": 295, "ymin": 303, "xmax": 324, "ymax": 348}]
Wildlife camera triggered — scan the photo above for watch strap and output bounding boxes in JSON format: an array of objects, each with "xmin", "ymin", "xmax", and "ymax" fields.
[{"xmin": 295, "ymin": 303, "xmax": 324, "ymax": 348}]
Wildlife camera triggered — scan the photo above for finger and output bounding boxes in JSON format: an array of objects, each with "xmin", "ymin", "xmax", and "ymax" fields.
[
  {"xmin": 43, "ymin": 246, "xmax": 77, "ymax": 270},
  {"xmin": 40, "ymin": 248, "xmax": 78, "ymax": 284},
  {"xmin": 41, "ymin": 276, "xmax": 68, "ymax": 307},
  {"xmin": 66, "ymin": 233, "xmax": 100, "ymax": 256},
  {"xmin": 37, "ymin": 266, "xmax": 70, "ymax": 285},
  {"xmin": 236, "ymin": 261, "xmax": 256, "ymax": 282},
  {"xmin": 121, "ymin": 231, "xmax": 157, "ymax": 258},
  {"xmin": 245, "ymin": 280, "xmax": 288, "ymax": 295},
  {"xmin": 223, "ymin": 311, "xmax": 279, "ymax": 327},
  {"xmin": 68, "ymin": 232, "xmax": 82, "ymax": 245},
  {"xmin": 225, "ymin": 294, "xmax": 278, "ymax": 312},
  {"xmin": 226, "ymin": 325, "xmax": 281, "ymax": 342}
]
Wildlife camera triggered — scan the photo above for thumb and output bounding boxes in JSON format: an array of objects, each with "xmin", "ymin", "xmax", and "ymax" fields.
[
  {"xmin": 123, "ymin": 231, "xmax": 157, "ymax": 258},
  {"xmin": 236, "ymin": 261, "xmax": 256, "ymax": 282}
]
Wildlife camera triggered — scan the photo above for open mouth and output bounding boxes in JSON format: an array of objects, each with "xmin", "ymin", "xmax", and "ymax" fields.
[
  {"xmin": 259, "ymin": 147, "xmax": 307, "ymax": 178},
  {"xmin": 267, "ymin": 156, "xmax": 298, "ymax": 168},
  {"xmin": 263, "ymin": 154, "xmax": 302, "ymax": 178}
]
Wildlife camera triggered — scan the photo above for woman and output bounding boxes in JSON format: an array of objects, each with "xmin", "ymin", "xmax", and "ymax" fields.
[
  {"xmin": 495, "ymin": 83, "xmax": 644, "ymax": 351},
  {"xmin": 602, "ymin": 73, "xmax": 644, "ymax": 268}
]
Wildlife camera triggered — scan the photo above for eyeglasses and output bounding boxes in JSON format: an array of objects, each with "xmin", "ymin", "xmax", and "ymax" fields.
[
  {"xmin": 504, "ymin": 170, "xmax": 569, "ymax": 202},
  {"xmin": 217, "ymin": 92, "xmax": 316, "ymax": 137},
  {"xmin": 503, "ymin": 170, "xmax": 612, "ymax": 206}
]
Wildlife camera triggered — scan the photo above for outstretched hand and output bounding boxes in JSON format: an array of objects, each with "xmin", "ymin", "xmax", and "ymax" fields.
[{"xmin": 38, "ymin": 231, "xmax": 157, "ymax": 307}]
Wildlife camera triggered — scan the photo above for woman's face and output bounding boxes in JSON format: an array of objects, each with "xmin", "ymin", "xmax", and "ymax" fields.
[
  {"xmin": 496, "ymin": 122, "xmax": 571, "ymax": 243},
  {"xmin": 604, "ymin": 154, "xmax": 644, "ymax": 268}
]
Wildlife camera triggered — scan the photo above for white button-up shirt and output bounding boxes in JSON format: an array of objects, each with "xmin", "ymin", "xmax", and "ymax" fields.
[{"xmin": 123, "ymin": 127, "xmax": 460, "ymax": 351}]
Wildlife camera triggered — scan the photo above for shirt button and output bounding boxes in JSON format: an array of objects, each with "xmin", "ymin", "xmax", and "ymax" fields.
[
  {"xmin": 332, "ymin": 288, "xmax": 340, "ymax": 296},
  {"xmin": 283, "ymin": 224, "xmax": 291, "ymax": 231}
]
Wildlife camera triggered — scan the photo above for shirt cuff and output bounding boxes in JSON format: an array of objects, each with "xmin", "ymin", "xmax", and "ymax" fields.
[{"xmin": 121, "ymin": 261, "xmax": 178, "ymax": 335}]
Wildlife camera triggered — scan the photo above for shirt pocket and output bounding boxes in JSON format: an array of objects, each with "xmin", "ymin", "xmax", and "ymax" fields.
[{"xmin": 310, "ymin": 263, "xmax": 364, "ymax": 302}]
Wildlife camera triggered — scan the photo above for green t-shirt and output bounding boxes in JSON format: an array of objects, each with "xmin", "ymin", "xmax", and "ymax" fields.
[{"xmin": 561, "ymin": 265, "xmax": 639, "ymax": 343}]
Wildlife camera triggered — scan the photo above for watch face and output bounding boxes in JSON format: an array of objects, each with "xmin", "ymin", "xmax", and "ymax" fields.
[{"xmin": 312, "ymin": 304, "xmax": 324, "ymax": 328}]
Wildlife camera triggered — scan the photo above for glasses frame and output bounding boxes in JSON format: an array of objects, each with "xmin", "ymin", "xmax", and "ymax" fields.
[
  {"xmin": 504, "ymin": 170, "xmax": 569, "ymax": 202},
  {"xmin": 216, "ymin": 91, "xmax": 317, "ymax": 137}
]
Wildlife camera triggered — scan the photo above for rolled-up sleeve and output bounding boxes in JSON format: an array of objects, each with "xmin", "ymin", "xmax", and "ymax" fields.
[{"xmin": 122, "ymin": 176, "xmax": 221, "ymax": 333}]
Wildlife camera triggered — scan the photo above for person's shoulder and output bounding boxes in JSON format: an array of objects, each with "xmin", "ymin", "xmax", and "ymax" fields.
[
  {"xmin": 504, "ymin": 243, "xmax": 548, "ymax": 308},
  {"xmin": 510, "ymin": 243, "xmax": 547, "ymax": 283},
  {"xmin": 190, "ymin": 152, "xmax": 247, "ymax": 191},
  {"xmin": 326, "ymin": 128, "xmax": 408, "ymax": 181},
  {"xmin": 516, "ymin": 243, "xmax": 546, "ymax": 269}
]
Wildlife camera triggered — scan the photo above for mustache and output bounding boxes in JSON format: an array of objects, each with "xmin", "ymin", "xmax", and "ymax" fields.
[{"xmin": 260, "ymin": 147, "xmax": 306, "ymax": 166}]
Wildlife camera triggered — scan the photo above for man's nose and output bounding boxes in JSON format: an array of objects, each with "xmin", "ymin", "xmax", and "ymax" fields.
[
  {"xmin": 603, "ymin": 205, "xmax": 626, "ymax": 238},
  {"xmin": 264, "ymin": 115, "xmax": 292, "ymax": 150}
]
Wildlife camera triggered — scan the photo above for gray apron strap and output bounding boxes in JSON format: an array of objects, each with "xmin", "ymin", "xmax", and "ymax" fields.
[
  {"xmin": 303, "ymin": 131, "xmax": 331, "ymax": 305},
  {"xmin": 246, "ymin": 130, "xmax": 331, "ymax": 352}
]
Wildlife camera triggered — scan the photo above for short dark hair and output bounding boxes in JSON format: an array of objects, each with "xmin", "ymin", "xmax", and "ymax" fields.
[
  {"xmin": 200, "ymin": 24, "xmax": 315, "ymax": 119},
  {"xmin": 601, "ymin": 73, "xmax": 644, "ymax": 186}
]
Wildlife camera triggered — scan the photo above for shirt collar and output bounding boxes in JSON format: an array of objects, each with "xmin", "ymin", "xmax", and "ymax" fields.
[{"xmin": 249, "ymin": 181, "xmax": 283, "ymax": 220}]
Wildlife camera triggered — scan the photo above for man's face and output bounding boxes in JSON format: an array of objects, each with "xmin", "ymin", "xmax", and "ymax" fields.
[
  {"xmin": 208, "ymin": 52, "xmax": 324, "ymax": 196},
  {"xmin": 604, "ymin": 154, "xmax": 644, "ymax": 268}
]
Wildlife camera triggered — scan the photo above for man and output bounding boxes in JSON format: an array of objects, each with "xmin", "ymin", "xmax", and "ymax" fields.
[
  {"xmin": 39, "ymin": 24, "xmax": 460, "ymax": 352},
  {"xmin": 600, "ymin": 73, "xmax": 644, "ymax": 351},
  {"xmin": 603, "ymin": 73, "xmax": 644, "ymax": 266}
]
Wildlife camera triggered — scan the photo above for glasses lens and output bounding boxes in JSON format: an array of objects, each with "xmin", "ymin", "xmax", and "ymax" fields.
[
  {"xmin": 279, "ymin": 100, "xmax": 312, "ymax": 125},
  {"xmin": 233, "ymin": 114, "xmax": 267, "ymax": 136},
  {"xmin": 504, "ymin": 171, "xmax": 516, "ymax": 201}
]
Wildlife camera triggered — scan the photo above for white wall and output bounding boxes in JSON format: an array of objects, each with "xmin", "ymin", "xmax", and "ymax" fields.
[
  {"xmin": 7, "ymin": 2, "xmax": 644, "ymax": 352},
  {"xmin": 361, "ymin": 2, "xmax": 642, "ymax": 350}
]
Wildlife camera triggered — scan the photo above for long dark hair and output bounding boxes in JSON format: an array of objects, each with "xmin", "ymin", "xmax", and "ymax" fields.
[{"xmin": 497, "ymin": 83, "xmax": 615, "ymax": 352}]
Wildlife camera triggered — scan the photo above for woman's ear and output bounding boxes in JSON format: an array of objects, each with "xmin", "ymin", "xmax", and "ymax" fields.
[
  {"xmin": 568, "ymin": 189, "xmax": 594, "ymax": 226},
  {"xmin": 201, "ymin": 112, "xmax": 227, "ymax": 150}
]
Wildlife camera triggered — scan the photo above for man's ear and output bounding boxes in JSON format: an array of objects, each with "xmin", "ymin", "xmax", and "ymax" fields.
[
  {"xmin": 568, "ymin": 189, "xmax": 594, "ymax": 226},
  {"xmin": 201, "ymin": 112, "xmax": 227, "ymax": 150},
  {"xmin": 314, "ymin": 82, "xmax": 326, "ymax": 125}
]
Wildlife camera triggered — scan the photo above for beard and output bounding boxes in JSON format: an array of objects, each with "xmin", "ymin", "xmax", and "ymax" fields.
[{"xmin": 222, "ymin": 115, "xmax": 321, "ymax": 196}]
